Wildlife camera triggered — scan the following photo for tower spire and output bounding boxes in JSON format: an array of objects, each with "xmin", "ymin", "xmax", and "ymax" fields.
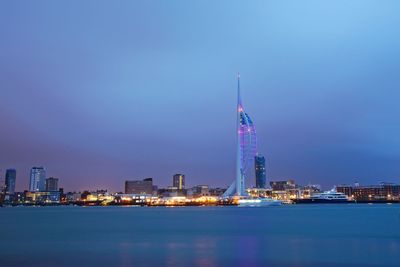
[
  {"xmin": 237, "ymin": 72, "xmax": 242, "ymax": 106},
  {"xmin": 236, "ymin": 72, "xmax": 243, "ymax": 196}
]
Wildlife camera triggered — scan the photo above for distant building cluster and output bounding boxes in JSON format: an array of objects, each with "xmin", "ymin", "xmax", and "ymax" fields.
[
  {"xmin": 123, "ymin": 174, "xmax": 224, "ymax": 200},
  {"xmin": 247, "ymin": 179, "xmax": 322, "ymax": 202},
  {"xmin": 2, "ymin": 165, "xmax": 400, "ymax": 206},
  {"xmin": 0, "ymin": 152, "xmax": 269, "ymax": 206},
  {"xmin": 1, "ymin": 167, "xmax": 62, "ymax": 205},
  {"xmin": 57, "ymin": 173, "xmax": 227, "ymax": 206},
  {"xmin": 0, "ymin": 169, "xmax": 226, "ymax": 206}
]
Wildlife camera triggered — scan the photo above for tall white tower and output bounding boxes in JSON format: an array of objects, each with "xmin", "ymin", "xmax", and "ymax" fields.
[{"xmin": 223, "ymin": 74, "xmax": 257, "ymax": 197}]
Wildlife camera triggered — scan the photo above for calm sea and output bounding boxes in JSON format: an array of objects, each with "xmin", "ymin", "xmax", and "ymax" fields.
[{"xmin": 0, "ymin": 205, "xmax": 399, "ymax": 267}]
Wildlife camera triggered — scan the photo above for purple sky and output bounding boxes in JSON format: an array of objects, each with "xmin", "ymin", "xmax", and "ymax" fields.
[{"xmin": 1, "ymin": 1, "xmax": 400, "ymax": 192}]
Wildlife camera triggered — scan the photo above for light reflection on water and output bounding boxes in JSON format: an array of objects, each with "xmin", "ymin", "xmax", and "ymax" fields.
[{"xmin": 0, "ymin": 205, "xmax": 399, "ymax": 267}]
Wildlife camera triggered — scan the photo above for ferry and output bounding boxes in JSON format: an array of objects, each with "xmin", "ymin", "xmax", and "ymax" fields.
[
  {"xmin": 238, "ymin": 198, "xmax": 282, "ymax": 207},
  {"xmin": 294, "ymin": 188, "xmax": 352, "ymax": 204}
]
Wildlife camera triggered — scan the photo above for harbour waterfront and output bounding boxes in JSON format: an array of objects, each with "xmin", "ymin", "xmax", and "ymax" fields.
[{"xmin": 0, "ymin": 205, "xmax": 399, "ymax": 267}]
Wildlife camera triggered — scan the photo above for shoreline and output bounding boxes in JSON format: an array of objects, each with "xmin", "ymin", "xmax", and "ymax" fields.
[{"xmin": 2, "ymin": 201, "xmax": 400, "ymax": 208}]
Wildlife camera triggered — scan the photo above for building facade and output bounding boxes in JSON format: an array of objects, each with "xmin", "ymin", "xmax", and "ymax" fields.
[
  {"xmin": 5, "ymin": 169, "xmax": 16, "ymax": 194},
  {"xmin": 158, "ymin": 186, "xmax": 187, "ymax": 197},
  {"xmin": 173, "ymin": 174, "xmax": 185, "ymax": 190},
  {"xmin": 255, "ymin": 155, "xmax": 266, "ymax": 188},
  {"xmin": 192, "ymin": 185, "xmax": 209, "ymax": 197},
  {"xmin": 45, "ymin": 177, "xmax": 59, "ymax": 191},
  {"xmin": 25, "ymin": 191, "xmax": 60, "ymax": 203},
  {"xmin": 29, "ymin": 167, "xmax": 46, "ymax": 192},
  {"xmin": 270, "ymin": 180, "xmax": 296, "ymax": 191},
  {"xmin": 125, "ymin": 178, "xmax": 153, "ymax": 194},
  {"xmin": 337, "ymin": 183, "xmax": 400, "ymax": 201}
]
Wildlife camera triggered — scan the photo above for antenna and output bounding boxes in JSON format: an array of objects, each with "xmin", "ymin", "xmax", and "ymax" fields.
[{"xmin": 237, "ymin": 72, "xmax": 242, "ymax": 107}]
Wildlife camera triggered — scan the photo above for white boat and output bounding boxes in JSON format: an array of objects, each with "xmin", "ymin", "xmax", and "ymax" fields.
[
  {"xmin": 294, "ymin": 188, "xmax": 351, "ymax": 204},
  {"xmin": 238, "ymin": 198, "xmax": 282, "ymax": 207}
]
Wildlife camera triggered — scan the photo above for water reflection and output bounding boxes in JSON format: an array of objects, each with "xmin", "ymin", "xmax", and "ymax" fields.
[{"xmin": 0, "ymin": 206, "xmax": 399, "ymax": 267}]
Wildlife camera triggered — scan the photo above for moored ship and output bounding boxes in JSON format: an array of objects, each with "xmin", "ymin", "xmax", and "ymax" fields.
[{"xmin": 294, "ymin": 188, "xmax": 353, "ymax": 204}]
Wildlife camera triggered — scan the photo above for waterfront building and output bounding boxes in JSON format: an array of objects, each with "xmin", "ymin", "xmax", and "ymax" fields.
[
  {"xmin": 209, "ymin": 187, "xmax": 227, "ymax": 196},
  {"xmin": 158, "ymin": 186, "xmax": 187, "ymax": 197},
  {"xmin": 224, "ymin": 74, "xmax": 258, "ymax": 197},
  {"xmin": 5, "ymin": 169, "xmax": 16, "ymax": 194},
  {"xmin": 115, "ymin": 193, "xmax": 152, "ymax": 205},
  {"xmin": 29, "ymin": 167, "xmax": 46, "ymax": 192},
  {"xmin": 337, "ymin": 185, "xmax": 353, "ymax": 197},
  {"xmin": 247, "ymin": 180, "xmax": 321, "ymax": 202},
  {"xmin": 336, "ymin": 182, "xmax": 400, "ymax": 201},
  {"xmin": 66, "ymin": 192, "xmax": 82, "ymax": 202},
  {"xmin": 247, "ymin": 187, "xmax": 272, "ymax": 198},
  {"xmin": 125, "ymin": 178, "xmax": 154, "ymax": 194},
  {"xmin": 0, "ymin": 190, "xmax": 4, "ymax": 204},
  {"xmin": 45, "ymin": 177, "xmax": 59, "ymax": 191},
  {"xmin": 59, "ymin": 188, "xmax": 66, "ymax": 203},
  {"xmin": 173, "ymin": 174, "xmax": 185, "ymax": 189},
  {"xmin": 248, "ymin": 186, "xmax": 298, "ymax": 202},
  {"xmin": 25, "ymin": 191, "xmax": 60, "ymax": 203},
  {"xmin": 270, "ymin": 180, "xmax": 296, "ymax": 191},
  {"xmin": 0, "ymin": 183, "xmax": 4, "ymax": 195},
  {"xmin": 82, "ymin": 190, "xmax": 114, "ymax": 203},
  {"xmin": 255, "ymin": 155, "xmax": 266, "ymax": 188},
  {"xmin": 14, "ymin": 192, "xmax": 25, "ymax": 203},
  {"xmin": 192, "ymin": 185, "xmax": 210, "ymax": 197},
  {"xmin": 301, "ymin": 184, "xmax": 321, "ymax": 199}
]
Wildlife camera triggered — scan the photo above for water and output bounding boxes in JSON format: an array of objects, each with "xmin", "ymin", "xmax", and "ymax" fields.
[{"xmin": 0, "ymin": 204, "xmax": 399, "ymax": 267}]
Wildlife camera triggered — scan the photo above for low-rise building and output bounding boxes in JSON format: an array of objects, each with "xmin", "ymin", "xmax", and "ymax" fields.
[
  {"xmin": 125, "ymin": 178, "xmax": 154, "ymax": 195},
  {"xmin": 192, "ymin": 185, "xmax": 209, "ymax": 197},
  {"xmin": 25, "ymin": 191, "xmax": 60, "ymax": 204},
  {"xmin": 337, "ymin": 182, "xmax": 400, "ymax": 201},
  {"xmin": 66, "ymin": 192, "xmax": 82, "ymax": 202},
  {"xmin": 158, "ymin": 186, "xmax": 187, "ymax": 197},
  {"xmin": 270, "ymin": 180, "xmax": 296, "ymax": 191}
]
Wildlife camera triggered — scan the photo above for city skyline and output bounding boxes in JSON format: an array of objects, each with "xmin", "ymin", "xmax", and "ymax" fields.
[
  {"xmin": 2, "ymin": 1, "xmax": 400, "ymax": 192},
  {"xmin": 2, "ymin": 2, "xmax": 400, "ymax": 267}
]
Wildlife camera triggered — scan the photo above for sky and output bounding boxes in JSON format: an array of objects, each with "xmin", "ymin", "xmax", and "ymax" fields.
[{"xmin": 1, "ymin": 1, "xmax": 400, "ymax": 192}]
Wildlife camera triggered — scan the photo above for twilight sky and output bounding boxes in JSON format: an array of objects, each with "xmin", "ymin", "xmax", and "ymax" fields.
[{"xmin": 1, "ymin": 1, "xmax": 400, "ymax": 192}]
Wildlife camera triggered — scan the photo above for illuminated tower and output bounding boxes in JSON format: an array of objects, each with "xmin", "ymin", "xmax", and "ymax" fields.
[
  {"xmin": 223, "ymin": 74, "xmax": 257, "ymax": 197},
  {"xmin": 5, "ymin": 169, "xmax": 16, "ymax": 195},
  {"xmin": 255, "ymin": 154, "xmax": 266, "ymax": 188},
  {"xmin": 29, "ymin": 166, "xmax": 46, "ymax": 192},
  {"xmin": 173, "ymin": 174, "xmax": 185, "ymax": 190}
]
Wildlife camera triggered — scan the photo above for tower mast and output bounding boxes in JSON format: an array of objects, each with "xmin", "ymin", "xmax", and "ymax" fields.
[{"xmin": 236, "ymin": 73, "xmax": 244, "ymax": 196}]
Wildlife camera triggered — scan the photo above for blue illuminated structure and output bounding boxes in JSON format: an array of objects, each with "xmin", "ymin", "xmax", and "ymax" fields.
[{"xmin": 255, "ymin": 154, "xmax": 266, "ymax": 188}]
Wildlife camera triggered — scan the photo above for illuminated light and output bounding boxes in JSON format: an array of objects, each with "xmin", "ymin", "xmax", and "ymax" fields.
[{"xmin": 238, "ymin": 199, "xmax": 262, "ymax": 204}]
